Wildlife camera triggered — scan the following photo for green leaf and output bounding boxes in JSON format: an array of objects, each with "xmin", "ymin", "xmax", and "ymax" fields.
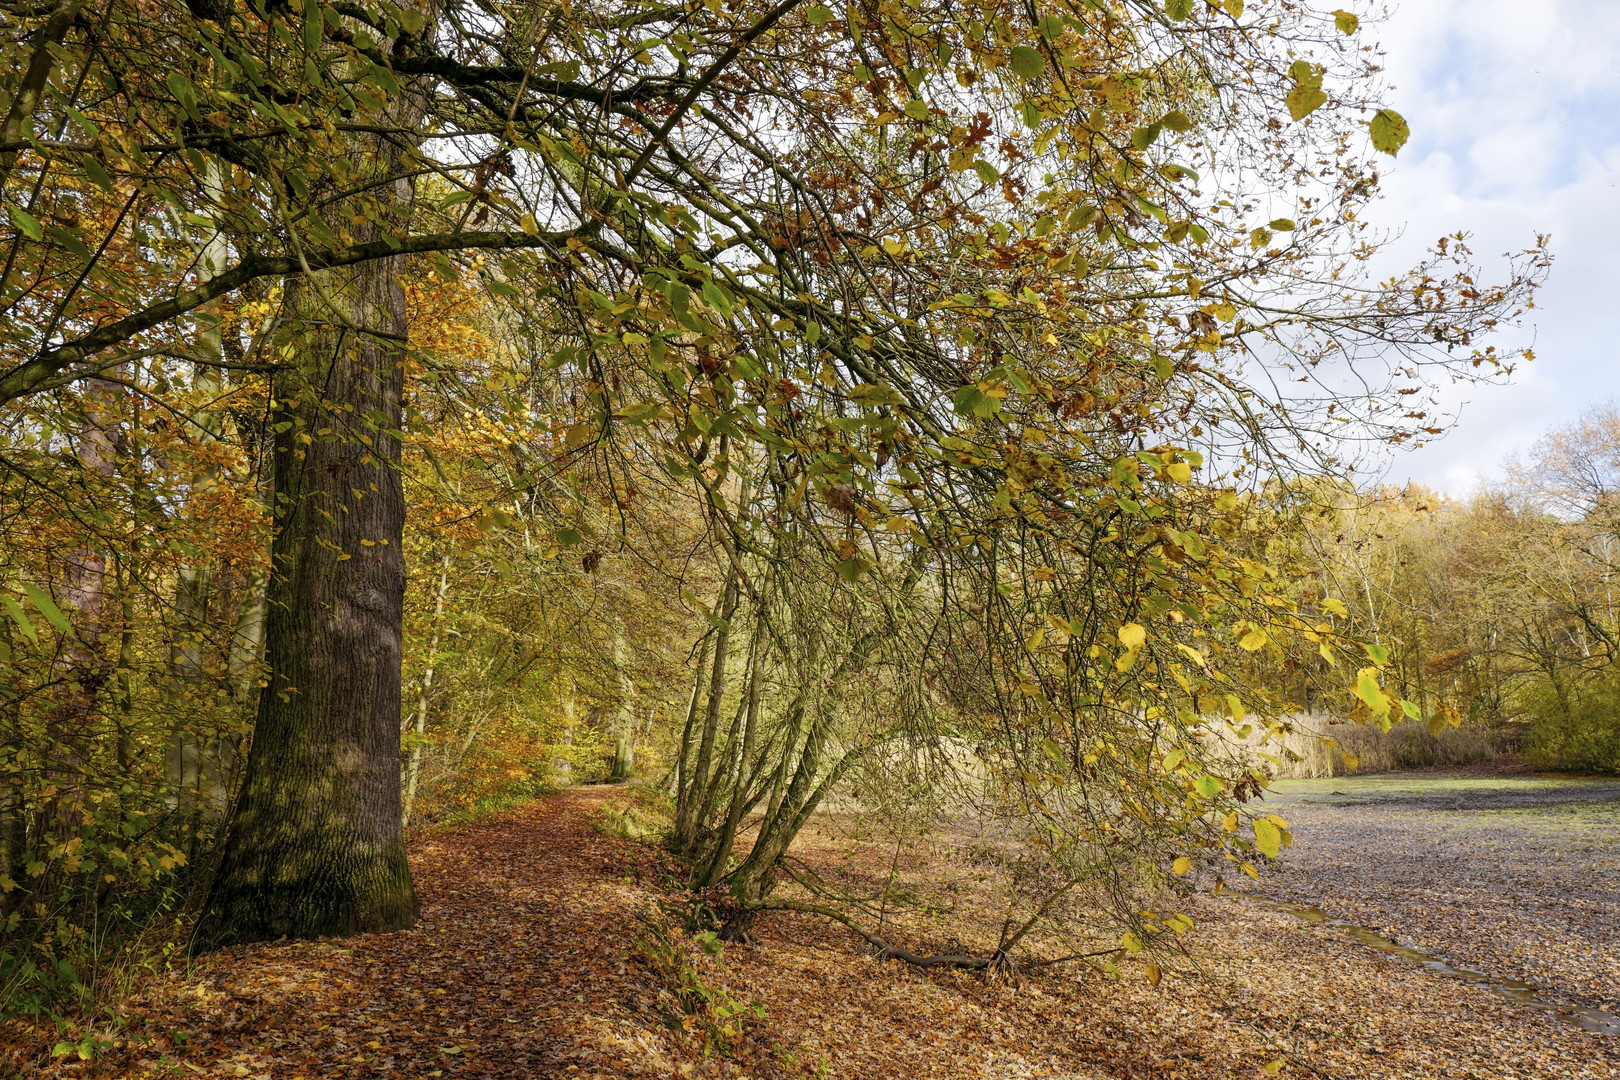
[
  {"xmin": 848, "ymin": 383, "xmax": 904, "ymax": 407},
  {"xmin": 1354, "ymin": 669, "xmax": 1389, "ymax": 715},
  {"xmin": 1164, "ymin": 0, "xmax": 1194, "ymax": 19},
  {"xmin": 666, "ymin": 280, "xmax": 691, "ymax": 318},
  {"xmin": 701, "ymin": 280, "xmax": 734, "ymax": 316},
  {"xmin": 10, "ymin": 207, "xmax": 42, "ymax": 241},
  {"xmin": 486, "ymin": 279, "xmax": 520, "ymax": 298},
  {"xmin": 165, "ymin": 72, "xmax": 202, "ymax": 123},
  {"xmin": 973, "ymin": 159, "xmax": 1001, "ymax": 185},
  {"xmin": 81, "ymin": 155, "xmax": 114, "ymax": 192},
  {"xmin": 805, "ymin": 4, "xmax": 832, "ymax": 24},
  {"xmin": 903, "ymin": 99, "xmax": 929, "ymax": 120},
  {"xmin": 1369, "ymin": 108, "xmax": 1410, "ymax": 155},
  {"xmin": 1194, "ymin": 774, "xmax": 1221, "ymax": 799},
  {"xmin": 21, "ymin": 585, "xmax": 70, "ymax": 633},
  {"xmin": 1286, "ymin": 85, "xmax": 1327, "ymax": 121},
  {"xmin": 835, "ymin": 557, "xmax": 868, "ymax": 583},
  {"xmin": 1253, "ymin": 818, "xmax": 1281, "ymax": 858},
  {"xmin": 1333, "ymin": 9, "xmax": 1359, "ymax": 33},
  {"xmin": 48, "ymin": 226, "xmax": 92, "ymax": 263},
  {"xmin": 1288, "ymin": 60, "xmax": 1323, "ymax": 89},
  {"xmin": 1, "ymin": 597, "xmax": 38, "ymax": 643},
  {"xmin": 952, "ymin": 384, "xmax": 996, "ymax": 417},
  {"xmin": 1268, "ymin": 218, "xmax": 1296, "ymax": 231},
  {"xmin": 1130, "ymin": 123, "xmax": 1162, "ymax": 149},
  {"xmin": 1036, "ymin": 15, "xmax": 1065, "ymax": 40},
  {"xmin": 1160, "ymin": 110, "xmax": 1194, "ymax": 133},
  {"xmin": 1009, "ymin": 46, "xmax": 1046, "ymax": 80}
]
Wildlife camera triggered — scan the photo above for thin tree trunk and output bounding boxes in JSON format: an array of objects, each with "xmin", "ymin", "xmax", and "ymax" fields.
[
  {"xmin": 703, "ymin": 599, "xmax": 768, "ymax": 886},
  {"xmin": 672, "ymin": 636, "xmax": 712, "ymax": 801},
  {"xmin": 609, "ymin": 634, "xmax": 637, "ymax": 781},
  {"xmin": 227, "ymin": 570, "xmax": 269, "ymax": 705},
  {"xmin": 403, "ymin": 554, "xmax": 452, "ymax": 827},
  {"xmin": 169, "ymin": 174, "xmax": 232, "ymax": 818},
  {"xmin": 675, "ymin": 575, "xmax": 737, "ymax": 852}
]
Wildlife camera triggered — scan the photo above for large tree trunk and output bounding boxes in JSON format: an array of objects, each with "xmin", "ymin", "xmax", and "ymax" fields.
[{"xmin": 203, "ymin": 118, "xmax": 422, "ymax": 944}]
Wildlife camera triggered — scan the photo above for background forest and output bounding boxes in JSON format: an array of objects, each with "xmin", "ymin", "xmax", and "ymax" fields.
[{"xmin": 0, "ymin": 0, "xmax": 1587, "ymax": 1046}]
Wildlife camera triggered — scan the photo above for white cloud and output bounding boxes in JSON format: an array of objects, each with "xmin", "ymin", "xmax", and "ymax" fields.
[{"xmin": 1351, "ymin": 0, "xmax": 1620, "ymax": 495}]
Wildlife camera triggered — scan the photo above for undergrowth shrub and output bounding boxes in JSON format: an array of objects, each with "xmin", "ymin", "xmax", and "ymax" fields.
[
  {"xmin": 633, "ymin": 913, "xmax": 763, "ymax": 1058},
  {"xmin": 596, "ymin": 786, "xmax": 673, "ymax": 845},
  {"xmin": 1519, "ymin": 672, "xmax": 1620, "ymax": 774}
]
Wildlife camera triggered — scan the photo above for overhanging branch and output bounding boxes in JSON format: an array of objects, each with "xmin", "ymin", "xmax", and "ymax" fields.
[{"xmin": 0, "ymin": 226, "xmax": 582, "ymax": 404}]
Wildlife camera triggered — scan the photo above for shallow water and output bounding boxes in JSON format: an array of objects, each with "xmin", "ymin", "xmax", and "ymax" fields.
[{"xmin": 1239, "ymin": 892, "xmax": 1620, "ymax": 1035}]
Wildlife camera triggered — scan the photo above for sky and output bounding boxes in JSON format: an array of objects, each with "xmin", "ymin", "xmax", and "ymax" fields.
[{"xmin": 1356, "ymin": 0, "xmax": 1620, "ymax": 495}]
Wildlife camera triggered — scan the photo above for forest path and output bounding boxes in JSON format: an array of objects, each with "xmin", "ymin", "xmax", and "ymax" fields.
[
  {"xmin": 97, "ymin": 786, "xmax": 689, "ymax": 1078},
  {"xmin": 13, "ymin": 782, "xmax": 1620, "ymax": 1078}
]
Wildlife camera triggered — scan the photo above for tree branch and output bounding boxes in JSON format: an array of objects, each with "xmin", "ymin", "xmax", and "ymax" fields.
[{"xmin": 0, "ymin": 226, "xmax": 582, "ymax": 404}]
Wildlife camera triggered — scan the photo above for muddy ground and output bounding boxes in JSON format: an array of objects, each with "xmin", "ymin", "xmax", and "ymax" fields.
[{"xmin": 1263, "ymin": 771, "xmax": 1620, "ymax": 1022}]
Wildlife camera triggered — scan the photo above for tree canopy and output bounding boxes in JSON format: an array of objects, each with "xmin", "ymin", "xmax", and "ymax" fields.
[{"xmin": 0, "ymin": 0, "xmax": 1549, "ymax": 1011}]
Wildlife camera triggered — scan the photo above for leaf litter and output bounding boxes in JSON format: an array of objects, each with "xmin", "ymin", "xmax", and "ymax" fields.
[{"xmin": 1, "ymin": 782, "xmax": 1614, "ymax": 1078}]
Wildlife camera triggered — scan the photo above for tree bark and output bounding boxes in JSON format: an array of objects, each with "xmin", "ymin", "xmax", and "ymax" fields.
[{"xmin": 203, "ymin": 112, "xmax": 423, "ymax": 944}]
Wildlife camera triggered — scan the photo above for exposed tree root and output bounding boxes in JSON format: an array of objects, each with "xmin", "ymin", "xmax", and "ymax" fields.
[{"xmin": 747, "ymin": 898, "xmax": 998, "ymax": 970}]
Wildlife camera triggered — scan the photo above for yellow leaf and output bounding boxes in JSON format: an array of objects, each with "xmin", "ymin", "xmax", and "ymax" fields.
[
  {"xmin": 1146, "ymin": 962, "xmax": 1162, "ymax": 987},
  {"xmin": 1240, "ymin": 861, "xmax": 1259, "ymax": 880},
  {"xmin": 1172, "ymin": 857, "xmax": 1192, "ymax": 875},
  {"xmin": 1118, "ymin": 622, "xmax": 1147, "ymax": 650},
  {"xmin": 1354, "ymin": 667, "xmax": 1389, "ymax": 715},
  {"xmin": 1166, "ymin": 461, "xmax": 1191, "ymax": 483},
  {"xmin": 565, "ymin": 422, "xmax": 596, "ymax": 449},
  {"xmin": 1265, "ymin": 1058, "xmax": 1286, "ymax": 1075},
  {"xmin": 1340, "ymin": 751, "xmax": 1359, "ymax": 771},
  {"xmin": 1320, "ymin": 597, "xmax": 1348, "ymax": 616},
  {"xmin": 1238, "ymin": 628, "xmax": 1267, "ymax": 651}
]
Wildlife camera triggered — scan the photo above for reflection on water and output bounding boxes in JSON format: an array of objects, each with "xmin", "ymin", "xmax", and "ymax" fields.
[{"xmin": 1236, "ymin": 893, "xmax": 1620, "ymax": 1035}]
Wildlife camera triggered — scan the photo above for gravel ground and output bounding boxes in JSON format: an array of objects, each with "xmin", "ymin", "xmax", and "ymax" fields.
[{"xmin": 1261, "ymin": 771, "xmax": 1620, "ymax": 1022}]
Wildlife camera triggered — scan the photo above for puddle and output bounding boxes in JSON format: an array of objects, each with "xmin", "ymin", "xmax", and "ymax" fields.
[{"xmin": 1237, "ymin": 893, "xmax": 1620, "ymax": 1035}]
